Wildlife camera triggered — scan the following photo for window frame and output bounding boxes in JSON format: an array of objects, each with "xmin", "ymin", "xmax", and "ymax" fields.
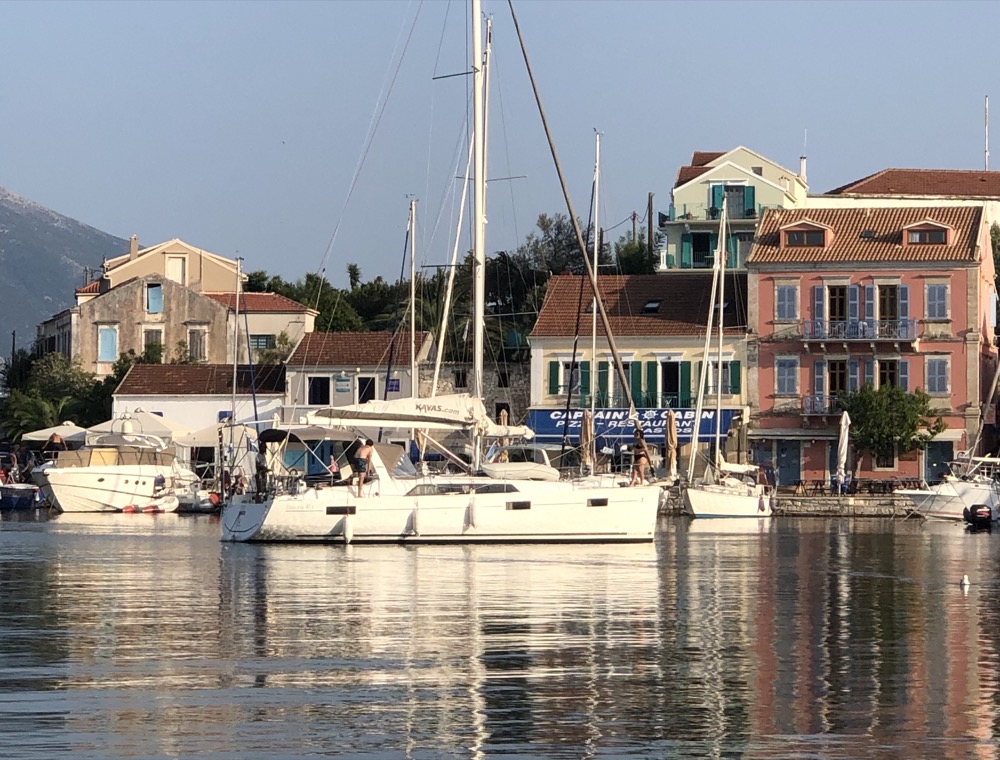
[
  {"xmin": 307, "ymin": 376, "xmax": 331, "ymax": 406},
  {"xmin": 926, "ymin": 283, "xmax": 948, "ymax": 320},
  {"xmin": 145, "ymin": 283, "xmax": 163, "ymax": 314},
  {"xmin": 775, "ymin": 357, "xmax": 799, "ymax": 396},
  {"xmin": 775, "ymin": 284, "xmax": 798, "ymax": 321},
  {"xmin": 97, "ymin": 325, "xmax": 118, "ymax": 363},
  {"xmin": 908, "ymin": 229, "xmax": 947, "ymax": 245},
  {"xmin": 926, "ymin": 356, "xmax": 950, "ymax": 395},
  {"xmin": 249, "ymin": 334, "xmax": 277, "ymax": 350},
  {"xmin": 187, "ymin": 328, "xmax": 207, "ymax": 363},
  {"xmin": 786, "ymin": 229, "xmax": 825, "ymax": 247}
]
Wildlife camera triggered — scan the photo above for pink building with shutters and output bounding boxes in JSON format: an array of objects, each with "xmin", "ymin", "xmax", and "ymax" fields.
[{"xmin": 746, "ymin": 205, "xmax": 997, "ymax": 489}]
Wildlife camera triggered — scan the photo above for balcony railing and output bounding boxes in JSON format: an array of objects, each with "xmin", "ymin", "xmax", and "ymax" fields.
[
  {"xmin": 803, "ymin": 395, "xmax": 842, "ymax": 415},
  {"xmin": 576, "ymin": 392, "xmax": 696, "ymax": 409},
  {"xmin": 801, "ymin": 319, "xmax": 918, "ymax": 341},
  {"xmin": 663, "ymin": 202, "xmax": 762, "ymax": 223}
]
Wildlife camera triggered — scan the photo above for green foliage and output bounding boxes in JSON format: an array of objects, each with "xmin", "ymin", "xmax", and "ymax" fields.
[
  {"xmin": 614, "ymin": 230, "xmax": 657, "ymax": 275},
  {"xmin": 992, "ymin": 222, "xmax": 1000, "ymax": 280},
  {"xmin": 517, "ymin": 213, "xmax": 600, "ymax": 275},
  {"xmin": 2, "ymin": 348, "xmax": 35, "ymax": 392},
  {"xmin": 26, "ymin": 353, "xmax": 98, "ymax": 406},
  {"xmin": 254, "ymin": 332, "xmax": 295, "ymax": 366},
  {"xmin": 243, "ymin": 270, "xmax": 364, "ymax": 333},
  {"xmin": 347, "ymin": 263, "xmax": 361, "ymax": 290},
  {"xmin": 837, "ymin": 384, "xmax": 947, "ymax": 467}
]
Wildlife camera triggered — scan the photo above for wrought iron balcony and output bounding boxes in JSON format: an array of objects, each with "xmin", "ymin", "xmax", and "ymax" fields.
[
  {"xmin": 803, "ymin": 395, "xmax": 842, "ymax": 415},
  {"xmin": 800, "ymin": 319, "xmax": 918, "ymax": 341}
]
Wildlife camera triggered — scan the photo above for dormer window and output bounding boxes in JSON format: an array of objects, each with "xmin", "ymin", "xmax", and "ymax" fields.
[
  {"xmin": 786, "ymin": 230, "xmax": 825, "ymax": 246},
  {"xmin": 908, "ymin": 229, "xmax": 947, "ymax": 244},
  {"xmin": 644, "ymin": 299, "xmax": 662, "ymax": 313}
]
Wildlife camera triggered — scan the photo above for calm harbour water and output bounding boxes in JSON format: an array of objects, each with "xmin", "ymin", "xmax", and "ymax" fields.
[{"xmin": 0, "ymin": 512, "xmax": 998, "ymax": 759}]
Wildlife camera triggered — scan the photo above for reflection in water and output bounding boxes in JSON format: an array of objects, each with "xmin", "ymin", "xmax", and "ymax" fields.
[{"xmin": 0, "ymin": 514, "xmax": 999, "ymax": 758}]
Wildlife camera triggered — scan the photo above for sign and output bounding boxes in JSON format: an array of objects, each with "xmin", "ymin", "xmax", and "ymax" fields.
[
  {"xmin": 335, "ymin": 377, "xmax": 351, "ymax": 393},
  {"xmin": 386, "ymin": 378, "xmax": 401, "ymax": 393},
  {"xmin": 527, "ymin": 407, "xmax": 741, "ymax": 445}
]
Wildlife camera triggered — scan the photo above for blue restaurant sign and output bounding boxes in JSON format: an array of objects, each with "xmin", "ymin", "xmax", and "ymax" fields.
[{"xmin": 527, "ymin": 408, "xmax": 741, "ymax": 445}]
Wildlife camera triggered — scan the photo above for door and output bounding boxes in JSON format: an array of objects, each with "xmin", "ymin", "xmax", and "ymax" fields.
[
  {"xmin": 358, "ymin": 376, "xmax": 376, "ymax": 404},
  {"xmin": 776, "ymin": 440, "xmax": 801, "ymax": 488},
  {"xmin": 924, "ymin": 440, "xmax": 953, "ymax": 485},
  {"xmin": 660, "ymin": 361, "xmax": 680, "ymax": 408}
]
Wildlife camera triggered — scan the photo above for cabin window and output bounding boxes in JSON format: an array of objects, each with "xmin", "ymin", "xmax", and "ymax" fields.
[
  {"xmin": 926, "ymin": 357, "xmax": 949, "ymax": 395},
  {"xmin": 146, "ymin": 283, "xmax": 163, "ymax": 314},
  {"xmin": 786, "ymin": 230, "xmax": 825, "ymax": 247},
  {"xmin": 776, "ymin": 284, "xmax": 798, "ymax": 320},
  {"xmin": 776, "ymin": 357, "xmax": 798, "ymax": 395},
  {"xmin": 97, "ymin": 326, "xmax": 118, "ymax": 362},
  {"xmin": 908, "ymin": 229, "xmax": 946, "ymax": 244},
  {"xmin": 308, "ymin": 377, "xmax": 331, "ymax": 405},
  {"xmin": 926, "ymin": 283, "xmax": 948, "ymax": 319},
  {"xmin": 187, "ymin": 329, "xmax": 207, "ymax": 362}
]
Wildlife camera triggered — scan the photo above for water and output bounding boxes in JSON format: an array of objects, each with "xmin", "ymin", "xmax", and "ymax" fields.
[{"xmin": 1, "ymin": 513, "xmax": 998, "ymax": 759}]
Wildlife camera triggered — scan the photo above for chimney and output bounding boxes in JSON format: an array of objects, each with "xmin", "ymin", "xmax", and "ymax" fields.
[
  {"xmin": 799, "ymin": 155, "xmax": 807, "ymax": 183},
  {"xmin": 129, "ymin": 235, "xmax": 139, "ymax": 260}
]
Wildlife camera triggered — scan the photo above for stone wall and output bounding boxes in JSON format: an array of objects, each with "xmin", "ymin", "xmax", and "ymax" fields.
[{"xmin": 419, "ymin": 361, "xmax": 530, "ymax": 423}]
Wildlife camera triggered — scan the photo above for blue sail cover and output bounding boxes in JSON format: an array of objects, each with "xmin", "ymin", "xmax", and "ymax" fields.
[{"xmin": 527, "ymin": 408, "xmax": 740, "ymax": 445}]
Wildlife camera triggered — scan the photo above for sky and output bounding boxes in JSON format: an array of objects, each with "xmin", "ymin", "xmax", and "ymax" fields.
[{"xmin": 1, "ymin": 0, "xmax": 999, "ymax": 290}]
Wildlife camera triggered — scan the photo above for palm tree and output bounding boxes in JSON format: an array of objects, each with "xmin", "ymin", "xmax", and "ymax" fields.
[{"xmin": 347, "ymin": 263, "xmax": 361, "ymax": 290}]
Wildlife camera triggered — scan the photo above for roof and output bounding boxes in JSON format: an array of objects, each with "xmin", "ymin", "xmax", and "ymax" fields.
[
  {"xmin": 828, "ymin": 168, "xmax": 1000, "ymax": 197},
  {"xmin": 747, "ymin": 206, "xmax": 982, "ymax": 265},
  {"xmin": 529, "ymin": 274, "xmax": 747, "ymax": 338},
  {"xmin": 204, "ymin": 292, "xmax": 314, "ymax": 313},
  {"xmin": 692, "ymin": 151, "xmax": 725, "ymax": 167},
  {"xmin": 116, "ymin": 364, "xmax": 286, "ymax": 396},
  {"xmin": 674, "ymin": 151, "xmax": 725, "ymax": 188},
  {"xmin": 75, "ymin": 280, "xmax": 100, "ymax": 295},
  {"xmin": 288, "ymin": 331, "xmax": 430, "ymax": 367},
  {"xmin": 104, "ymin": 238, "xmax": 237, "ymax": 272}
]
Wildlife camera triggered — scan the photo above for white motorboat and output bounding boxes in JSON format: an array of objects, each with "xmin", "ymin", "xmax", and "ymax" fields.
[
  {"xmin": 32, "ymin": 433, "xmax": 200, "ymax": 513},
  {"xmin": 895, "ymin": 456, "xmax": 1000, "ymax": 521}
]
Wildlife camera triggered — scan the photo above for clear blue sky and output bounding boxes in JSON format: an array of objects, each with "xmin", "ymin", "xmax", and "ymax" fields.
[{"xmin": 1, "ymin": 0, "xmax": 997, "ymax": 288}]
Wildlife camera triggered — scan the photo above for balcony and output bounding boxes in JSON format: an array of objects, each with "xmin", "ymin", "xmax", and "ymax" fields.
[
  {"xmin": 576, "ymin": 392, "xmax": 695, "ymax": 409},
  {"xmin": 802, "ymin": 395, "xmax": 841, "ymax": 415},
  {"xmin": 662, "ymin": 202, "xmax": 762, "ymax": 224},
  {"xmin": 800, "ymin": 319, "xmax": 918, "ymax": 342}
]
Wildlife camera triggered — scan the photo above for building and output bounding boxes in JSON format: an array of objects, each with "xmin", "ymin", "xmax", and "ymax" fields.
[
  {"xmin": 746, "ymin": 205, "xmax": 997, "ymax": 488},
  {"xmin": 657, "ymin": 147, "xmax": 808, "ymax": 272},
  {"xmin": 36, "ymin": 237, "xmax": 315, "ymax": 376},
  {"xmin": 528, "ymin": 273, "xmax": 751, "ymax": 467}
]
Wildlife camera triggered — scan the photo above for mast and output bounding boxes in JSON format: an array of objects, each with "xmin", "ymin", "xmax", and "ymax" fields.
[
  {"xmin": 230, "ymin": 256, "xmax": 242, "ymax": 493},
  {"xmin": 590, "ymin": 131, "xmax": 600, "ymax": 466},
  {"xmin": 409, "ymin": 199, "xmax": 417, "ymax": 399},
  {"xmin": 471, "ymin": 0, "xmax": 486, "ymax": 470},
  {"xmin": 713, "ymin": 201, "xmax": 727, "ymax": 468}
]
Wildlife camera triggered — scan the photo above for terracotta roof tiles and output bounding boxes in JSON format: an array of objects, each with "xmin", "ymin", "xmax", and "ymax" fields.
[
  {"xmin": 828, "ymin": 168, "xmax": 1000, "ymax": 197},
  {"xmin": 288, "ymin": 331, "xmax": 429, "ymax": 368},
  {"xmin": 674, "ymin": 151, "xmax": 725, "ymax": 188},
  {"xmin": 116, "ymin": 364, "xmax": 285, "ymax": 396},
  {"xmin": 530, "ymin": 274, "xmax": 747, "ymax": 338},
  {"xmin": 75, "ymin": 279, "xmax": 100, "ymax": 294},
  {"xmin": 204, "ymin": 292, "xmax": 313, "ymax": 313},
  {"xmin": 747, "ymin": 206, "xmax": 982, "ymax": 264}
]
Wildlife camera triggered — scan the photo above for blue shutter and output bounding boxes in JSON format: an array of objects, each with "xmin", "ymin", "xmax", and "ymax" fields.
[
  {"xmin": 744, "ymin": 186, "xmax": 756, "ymax": 217},
  {"xmin": 864, "ymin": 285, "xmax": 875, "ymax": 335},
  {"xmin": 812, "ymin": 285, "xmax": 826, "ymax": 337},
  {"xmin": 865, "ymin": 360, "xmax": 875, "ymax": 387},
  {"xmin": 848, "ymin": 285, "xmax": 859, "ymax": 336},
  {"xmin": 899, "ymin": 360, "xmax": 909, "ymax": 391},
  {"xmin": 899, "ymin": 285, "xmax": 910, "ymax": 337},
  {"xmin": 711, "ymin": 184, "xmax": 724, "ymax": 211},
  {"xmin": 681, "ymin": 233, "xmax": 693, "ymax": 268},
  {"xmin": 849, "ymin": 359, "xmax": 859, "ymax": 393},
  {"xmin": 98, "ymin": 327, "xmax": 117, "ymax": 362},
  {"xmin": 146, "ymin": 284, "xmax": 163, "ymax": 314},
  {"xmin": 727, "ymin": 233, "xmax": 738, "ymax": 269},
  {"xmin": 813, "ymin": 359, "xmax": 826, "ymax": 413},
  {"xmin": 709, "ymin": 233, "xmax": 719, "ymax": 263}
]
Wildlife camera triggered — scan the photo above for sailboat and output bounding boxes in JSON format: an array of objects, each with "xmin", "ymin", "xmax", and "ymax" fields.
[
  {"xmin": 683, "ymin": 199, "xmax": 772, "ymax": 519},
  {"xmin": 219, "ymin": 0, "xmax": 662, "ymax": 544}
]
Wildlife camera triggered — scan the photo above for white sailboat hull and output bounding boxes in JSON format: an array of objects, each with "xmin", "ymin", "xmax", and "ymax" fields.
[
  {"xmin": 221, "ymin": 479, "xmax": 660, "ymax": 543},
  {"xmin": 683, "ymin": 483, "xmax": 772, "ymax": 519}
]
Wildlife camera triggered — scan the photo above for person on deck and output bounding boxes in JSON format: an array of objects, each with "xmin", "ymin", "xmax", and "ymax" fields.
[
  {"xmin": 329, "ymin": 452, "xmax": 341, "ymax": 485},
  {"xmin": 42, "ymin": 433, "xmax": 67, "ymax": 460},
  {"xmin": 629, "ymin": 429, "xmax": 651, "ymax": 487},
  {"xmin": 354, "ymin": 439, "xmax": 375, "ymax": 495}
]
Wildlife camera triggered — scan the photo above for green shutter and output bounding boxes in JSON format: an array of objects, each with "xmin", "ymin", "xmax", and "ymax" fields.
[
  {"xmin": 681, "ymin": 233, "xmax": 693, "ymax": 268},
  {"xmin": 729, "ymin": 360, "xmax": 741, "ymax": 395},
  {"xmin": 548, "ymin": 360, "xmax": 559, "ymax": 395},
  {"xmin": 744, "ymin": 186, "xmax": 756, "ymax": 216},
  {"xmin": 580, "ymin": 361, "xmax": 591, "ymax": 396},
  {"xmin": 630, "ymin": 362, "xmax": 643, "ymax": 406},
  {"xmin": 645, "ymin": 362, "xmax": 658, "ymax": 407},
  {"xmin": 711, "ymin": 184, "xmax": 724, "ymax": 211},
  {"xmin": 709, "ymin": 233, "xmax": 719, "ymax": 262},
  {"xmin": 597, "ymin": 361, "xmax": 609, "ymax": 405},
  {"xmin": 680, "ymin": 361, "xmax": 692, "ymax": 406},
  {"xmin": 726, "ymin": 233, "xmax": 738, "ymax": 269}
]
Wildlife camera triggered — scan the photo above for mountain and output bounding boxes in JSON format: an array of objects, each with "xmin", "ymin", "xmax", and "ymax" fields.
[{"xmin": 0, "ymin": 187, "xmax": 127, "ymax": 352}]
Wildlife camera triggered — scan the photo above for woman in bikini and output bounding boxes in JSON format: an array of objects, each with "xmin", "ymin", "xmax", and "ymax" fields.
[{"xmin": 629, "ymin": 429, "xmax": 651, "ymax": 487}]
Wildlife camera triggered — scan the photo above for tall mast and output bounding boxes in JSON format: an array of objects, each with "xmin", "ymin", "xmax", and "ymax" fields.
[
  {"xmin": 408, "ymin": 199, "xmax": 417, "ymax": 399},
  {"xmin": 713, "ymin": 200, "xmax": 727, "ymax": 467},
  {"xmin": 590, "ymin": 131, "xmax": 600, "ymax": 463},
  {"xmin": 231, "ymin": 256, "xmax": 242, "ymax": 422},
  {"xmin": 471, "ymin": 0, "xmax": 486, "ymax": 470}
]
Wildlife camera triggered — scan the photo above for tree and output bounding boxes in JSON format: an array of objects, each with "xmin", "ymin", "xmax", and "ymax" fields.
[
  {"xmin": 518, "ymin": 213, "xmax": 596, "ymax": 275},
  {"xmin": 254, "ymin": 331, "xmax": 295, "ymax": 365},
  {"xmin": 347, "ymin": 263, "xmax": 361, "ymax": 290},
  {"xmin": 2, "ymin": 348, "xmax": 35, "ymax": 393},
  {"xmin": 837, "ymin": 384, "xmax": 946, "ymax": 471},
  {"xmin": 614, "ymin": 230, "xmax": 657, "ymax": 275}
]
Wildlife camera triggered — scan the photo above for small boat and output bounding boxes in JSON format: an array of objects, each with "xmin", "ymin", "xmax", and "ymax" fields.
[
  {"xmin": 895, "ymin": 456, "xmax": 1000, "ymax": 522},
  {"xmin": 0, "ymin": 483, "xmax": 42, "ymax": 512}
]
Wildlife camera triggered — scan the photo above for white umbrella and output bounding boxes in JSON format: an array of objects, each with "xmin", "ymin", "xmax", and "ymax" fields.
[
  {"xmin": 22, "ymin": 421, "xmax": 88, "ymax": 444},
  {"xmin": 836, "ymin": 411, "xmax": 851, "ymax": 492},
  {"xmin": 87, "ymin": 410, "xmax": 190, "ymax": 440},
  {"xmin": 175, "ymin": 423, "xmax": 258, "ymax": 448},
  {"xmin": 665, "ymin": 409, "xmax": 679, "ymax": 481}
]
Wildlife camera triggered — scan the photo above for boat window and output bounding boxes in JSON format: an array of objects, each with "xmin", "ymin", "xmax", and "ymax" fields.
[
  {"xmin": 391, "ymin": 455, "xmax": 418, "ymax": 478},
  {"xmin": 473, "ymin": 483, "xmax": 519, "ymax": 494}
]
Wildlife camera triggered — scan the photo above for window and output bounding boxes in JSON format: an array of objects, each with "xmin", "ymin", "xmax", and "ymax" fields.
[
  {"xmin": 827, "ymin": 360, "xmax": 848, "ymax": 396},
  {"xmin": 786, "ymin": 230, "xmax": 825, "ymax": 247},
  {"xmin": 166, "ymin": 256, "xmax": 187, "ymax": 285},
  {"xmin": 926, "ymin": 283, "xmax": 948, "ymax": 319},
  {"xmin": 562, "ymin": 362, "xmax": 580, "ymax": 393},
  {"xmin": 927, "ymin": 357, "xmax": 949, "ymax": 394},
  {"xmin": 752, "ymin": 166, "xmax": 763, "ymax": 176},
  {"xmin": 497, "ymin": 370, "xmax": 510, "ymax": 388},
  {"xmin": 874, "ymin": 444, "xmax": 896, "ymax": 469},
  {"xmin": 879, "ymin": 285, "xmax": 899, "ymax": 321},
  {"xmin": 188, "ymin": 329, "xmax": 207, "ymax": 362},
  {"xmin": 454, "ymin": 369, "xmax": 468, "ymax": 388},
  {"xmin": 97, "ymin": 326, "xmax": 118, "ymax": 362},
  {"xmin": 143, "ymin": 329, "xmax": 163, "ymax": 362},
  {"xmin": 643, "ymin": 300, "xmax": 662, "ymax": 314},
  {"xmin": 358, "ymin": 376, "xmax": 376, "ymax": 404},
  {"xmin": 776, "ymin": 357, "xmax": 798, "ymax": 395},
  {"xmin": 908, "ymin": 229, "xmax": 947, "ymax": 244},
  {"xmin": 879, "ymin": 360, "xmax": 899, "ymax": 388},
  {"xmin": 776, "ymin": 284, "xmax": 798, "ymax": 320},
  {"xmin": 249, "ymin": 334, "xmax": 276, "ymax": 350},
  {"xmin": 146, "ymin": 283, "xmax": 163, "ymax": 314},
  {"xmin": 308, "ymin": 377, "xmax": 331, "ymax": 405},
  {"xmin": 705, "ymin": 361, "xmax": 731, "ymax": 395}
]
